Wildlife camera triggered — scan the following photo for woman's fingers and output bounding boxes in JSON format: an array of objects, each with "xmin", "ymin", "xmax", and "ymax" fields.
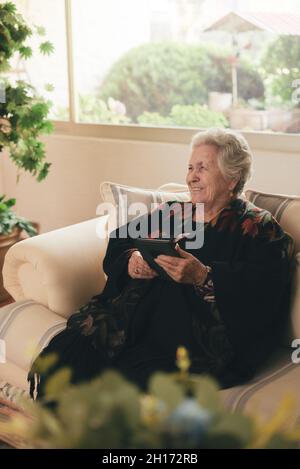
[
  {"xmin": 155, "ymin": 257, "xmax": 185, "ymax": 282},
  {"xmin": 155, "ymin": 257, "xmax": 181, "ymax": 271},
  {"xmin": 155, "ymin": 255, "xmax": 181, "ymax": 267},
  {"xmin": 134, "ymin": 270, "xmax": 157, "ymax": 279},
  {"xmin": 131, "ymin": 251, "xmax": 152, "ymax": 270},
  {"xmin": 136, "ymin": 258, "xmax": 155, "ymax": 274},
  {"xmin": 136, "ymin": 262, "xmax": 158, "ymax": 278},
  {"xmin": 129, "ymin": 254, "xmax": 158, "ymax": 279}
]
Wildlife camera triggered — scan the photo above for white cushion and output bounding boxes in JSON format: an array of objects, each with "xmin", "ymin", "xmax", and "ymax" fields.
[
  {"xmin": 100, "ymin": 181, "xmax": 190, "ymax": 206},
  {"xmin": 157, "ymin": 182, "xmax": 189, "ymax": 192},
  {"xmin": 100, "ymin": 181, "xmax": 191, "ymax": 238},
  {"xmin": 3, "ymin": 217, "xmax": 109, "ymax": 318}
]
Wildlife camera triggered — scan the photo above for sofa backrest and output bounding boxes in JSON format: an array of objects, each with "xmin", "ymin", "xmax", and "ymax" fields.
[
  {"xmin": 245, "ymin": 190, "xmax": 300, "ymax": 253},
  {"xmin": 245, "ymin": 189, "xmax": 300, "ymax": 342}
]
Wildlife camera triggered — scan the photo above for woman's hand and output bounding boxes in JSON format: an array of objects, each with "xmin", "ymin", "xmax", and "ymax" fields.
[
  {"xmin": 128, "ymin": 250, "xmax": 158, "ymax": 279},
  {"xmin": 155, "ymin": 244, "xmax": 208, "ymax": 285}
]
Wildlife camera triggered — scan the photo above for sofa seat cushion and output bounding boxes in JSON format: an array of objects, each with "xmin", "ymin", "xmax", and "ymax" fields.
[
  {"xmin": 220, "ymin": 347, "xmax": 300, "ymax": 428},
  {"xmin": 0, "ymin": 379, "xmax": 28, "ymax": 402},
  {"xmin": 0, "ymin": 362, "xmax": 29, "ymax": 395},
  {"xmin": 0, "ymin": 301, "xmax": 66, "ymax": 374}
]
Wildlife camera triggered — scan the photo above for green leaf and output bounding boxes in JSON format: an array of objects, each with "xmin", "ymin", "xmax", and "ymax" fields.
[
  {"xmin": 16, "ymin": 219, "xmax": 37, "ymax": 236},
  {"xmin": 40, "ymin": 120, "xmax": 54, "ymax": 134},
  {"xmin": 35, "ymin": 25, "xmax": 46, "ymax": 36},
  {"xmin": 32, "ymin": 353, "xmax": 58, "ymax": 375},
  {"xmin": 5, "ymin": 197, "xmax": 16, "ymax": 207},
  {"xmin": 192, "ymin": 374, "xmax": 222, "ymax": 413},
  {"xmin": 2, "ymin": 2, "xmax": 17, "ymax": 14},
  {"xmin": 148, "ymin": 373, "xmax": 184, "ymax": 412},
  {"xmin": 201, "ymin": 432, "xmax": 244, "ymax": 449},
  {"xmin": 44, "ymin": 83, "xmax": 54, "ymax": 92},
  {"xmin": 265, "ymin": 434, "xmax": 299, "ymax": 449},
  {"xmin": 37, "ymin": 162, "xmax": 52, "ymax": 182},
  {"xmin": 39, "ymin": 408, "xmax": 64, "ymax": 437},
  {"xmin": 39, "ymin": 41, "xmax": 55, "ymax": 55},
  {"xmin": 19, "ymin": 46, "xmax": 32, "ymax": 59},
  {"xmin": 45, "ymin": 367, "xmax": 72, "ymax": 398},
  {"xmin": 209, "ymin": 412, "xmax": 255, "ymax": 445}
]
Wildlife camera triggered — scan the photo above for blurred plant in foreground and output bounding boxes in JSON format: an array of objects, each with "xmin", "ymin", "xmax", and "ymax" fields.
[{"xmin": 1, "ymin": 347, "xmax": 300, "ymax": 449}]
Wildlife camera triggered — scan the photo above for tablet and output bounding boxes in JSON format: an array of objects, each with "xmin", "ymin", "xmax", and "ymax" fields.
[{"xmin": 133, "ymin": 238, "xmax": 180, "ymax": 280}]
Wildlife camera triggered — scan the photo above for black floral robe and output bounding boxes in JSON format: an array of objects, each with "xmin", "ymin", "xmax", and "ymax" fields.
[{"xmin": 28, "ymin": 198, "xmax": 292, "ymax": 399}]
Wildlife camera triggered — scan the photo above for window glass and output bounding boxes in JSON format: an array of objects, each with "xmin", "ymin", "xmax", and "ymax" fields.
[
  {"xmin": 12, "ymin": 0, "xmax": 69, "ymax": 120},
  {"xmin": 72, "ymin": 0, "xmax": 300, "ymax": 133}
]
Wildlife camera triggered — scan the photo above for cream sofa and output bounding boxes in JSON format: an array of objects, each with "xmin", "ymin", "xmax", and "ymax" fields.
[{"xmin": 0, "ymin": 186, "xmax": 300, "ymax": 427}]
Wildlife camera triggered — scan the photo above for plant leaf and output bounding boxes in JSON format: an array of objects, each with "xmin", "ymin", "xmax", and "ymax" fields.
[
  {"xmin": 39, "ymin": 41, "xmax": 54, "ymax": 55},
  {"xmin": 19, "ymin": 46, "xmax": 32, "ymax": 59},
  {"xmin": 45, "ymin": 367, "xmax": 72, "ymax": 398},
  {"xmin": 149, "ymin": 373, "xmax": 184, "ymax": 412}
]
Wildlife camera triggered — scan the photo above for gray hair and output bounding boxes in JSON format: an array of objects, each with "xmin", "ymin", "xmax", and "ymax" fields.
[{"xmin": 190, "ymin": 128, "xmax": 253, "ymax": 196}]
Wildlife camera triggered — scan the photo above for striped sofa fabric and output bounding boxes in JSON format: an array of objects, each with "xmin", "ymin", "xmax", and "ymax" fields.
[
  {"xmin": 0, "ymin": 300, "xmax": 66, "ymax": 400},
  {"xmin": 220, "ymin": 347, "xmax": 300, "ymax": 428},
  {"xmin": 245, "ymin": 189, "xmax": 300, "ymax": 252}
]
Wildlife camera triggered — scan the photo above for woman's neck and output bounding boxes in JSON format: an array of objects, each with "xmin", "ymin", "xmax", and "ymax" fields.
[{"xmin": 203, "ymin": 196, "xmax": 236, "ymax": 223}]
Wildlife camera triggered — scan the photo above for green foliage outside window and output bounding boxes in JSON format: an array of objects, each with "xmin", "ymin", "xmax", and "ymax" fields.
[
  {"xmin": 261, "ymin": 35, "xmax": 300, "ymax": 107},
  {"xmin": 78, "ymin": 95, "xmax": 131, "ymax": 125},
  {"xmin": 137, "ymin": 104, "xmax": 228, "ymax": 128},
  {"xmin": 98, "ymin": 42, "xmax": 264, "ymax": 122}
]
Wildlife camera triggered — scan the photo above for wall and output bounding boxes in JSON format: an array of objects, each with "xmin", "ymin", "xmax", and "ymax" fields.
[{"xmin": 1, "ymin": 134, "xmax": 300, "ymax": 233}]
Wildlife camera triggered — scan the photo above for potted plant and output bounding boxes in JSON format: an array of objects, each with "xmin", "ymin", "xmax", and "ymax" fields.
[
  {"xmin": 0, "ymin": 195, "xmax": 37, "ymax": 302},
  {"xmin": 0, "ymin": 2, "xmax": 54, "ymax": 302}
]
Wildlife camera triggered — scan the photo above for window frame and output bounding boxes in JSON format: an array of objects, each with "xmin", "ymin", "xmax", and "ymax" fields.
[{"xmin": 61, "ymin": 0, "xmax": 300, "ymax": 153}]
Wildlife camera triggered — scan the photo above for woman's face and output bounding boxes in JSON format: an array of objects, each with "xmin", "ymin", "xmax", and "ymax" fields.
[{"xmin": 186, "ymin": 143, "xmax": 236, "ymax": 206}]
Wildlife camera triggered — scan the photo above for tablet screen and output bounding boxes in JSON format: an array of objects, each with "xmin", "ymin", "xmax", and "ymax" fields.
[{"xmin": 133, "ymin": 238, "xmax": 180, "ymax": 280}]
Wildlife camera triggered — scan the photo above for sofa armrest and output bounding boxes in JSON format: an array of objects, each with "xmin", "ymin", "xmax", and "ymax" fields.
[
  {"xmin": 2, "ymin": 216, "xmax": 109, "ymax": 318},
  {"xmin": 290, "ymin": 252, "xmax": 300, "ymax": 339}
]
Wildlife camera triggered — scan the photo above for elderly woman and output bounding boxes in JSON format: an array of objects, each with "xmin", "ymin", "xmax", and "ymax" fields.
[{"xmin": 28, "ymin": 128, "xmax": 291, "ymax": 401}]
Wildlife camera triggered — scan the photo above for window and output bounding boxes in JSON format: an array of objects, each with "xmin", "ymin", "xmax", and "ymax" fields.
[
  {"xmin": 70, "ymin": 0, "xmax": 300, "ymax": 133},
  {"xmin": 13, "ymin": 0, "xmax": 69, "ymax": 120},
  {"xmin": 9, "ymin": 0, "xmax": 300, "ymax": 135}
]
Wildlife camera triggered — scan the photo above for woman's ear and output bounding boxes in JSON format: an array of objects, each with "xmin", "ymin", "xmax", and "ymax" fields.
[
  {"xmin": 228, "ymin": 179, "xmax": 237, "ymax": 192},
  {"xmin": 229, "ymin": 176, "xmax": 240, "ymax": 192}
]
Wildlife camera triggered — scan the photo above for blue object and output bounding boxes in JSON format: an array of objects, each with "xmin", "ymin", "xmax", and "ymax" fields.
[{"xmin": 165, "ymin": 398, "xmax": 212, "ymax": 445}]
